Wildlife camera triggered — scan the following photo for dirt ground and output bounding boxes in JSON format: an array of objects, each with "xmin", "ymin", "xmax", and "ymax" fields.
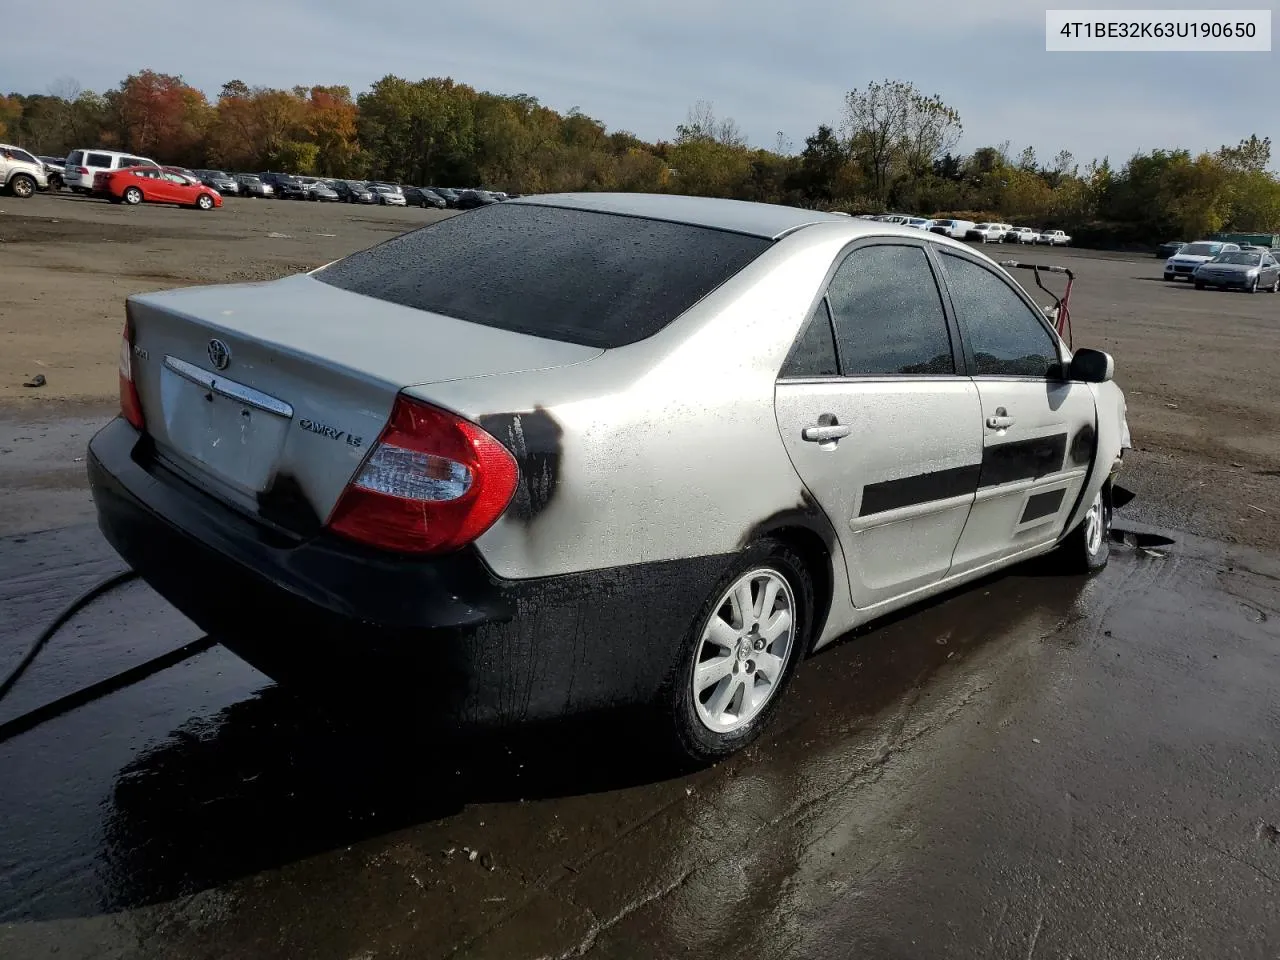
[{"xmin": 1, "ymin": 191, "xmax": 1278, "ymax": 549}]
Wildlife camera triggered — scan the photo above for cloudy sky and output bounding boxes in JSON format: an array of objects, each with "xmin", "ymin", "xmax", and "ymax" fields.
[{"xmin": 4, "ymin": 0, "xmax": 1275, "ymax": 165}]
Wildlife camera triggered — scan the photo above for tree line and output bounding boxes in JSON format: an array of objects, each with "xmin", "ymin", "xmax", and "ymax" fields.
[{"xmin": 2, "ymin": 72, "xmax": 1276, "ymax": 245}]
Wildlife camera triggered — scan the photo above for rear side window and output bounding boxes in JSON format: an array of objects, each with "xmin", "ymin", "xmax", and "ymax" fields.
[
  {"xmin": 316, "ymin": 203, "xmax": 773, "ymax": 348},
  {"xmin": 939, "ymin": 252, "xmax": 1060, "ymax": 377},
  {"xmin": 86, "ymin": 152, "xmax": 112, "ymax": 167},
  {"xmin": 781, "ymin": 300, "xmax": 839, "ymax": 379},
  {"xmin": 825, "ymin": 244, "xmax": 955, "ymax": 376}
]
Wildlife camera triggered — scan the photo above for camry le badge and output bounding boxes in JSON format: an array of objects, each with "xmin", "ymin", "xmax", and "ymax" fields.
[{"xmin": 208, "ymin": 338, "xmax": 231, "ymax": 371}]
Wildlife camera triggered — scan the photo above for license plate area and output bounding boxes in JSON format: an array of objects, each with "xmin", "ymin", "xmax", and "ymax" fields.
[{"xmin": 158, "ymin": 356, "xmax": 293, "ymax": 495}]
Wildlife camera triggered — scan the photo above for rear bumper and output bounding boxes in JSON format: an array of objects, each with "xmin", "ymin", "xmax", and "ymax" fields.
[{"xmin": 87, "ymin": 418, "xmax": 725, "ymax": 724}]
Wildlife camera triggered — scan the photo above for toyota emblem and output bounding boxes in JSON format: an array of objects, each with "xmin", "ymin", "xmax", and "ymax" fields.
[{"xmin": 208, "ymin": 338, "xmax": 231, "ymax": 371}]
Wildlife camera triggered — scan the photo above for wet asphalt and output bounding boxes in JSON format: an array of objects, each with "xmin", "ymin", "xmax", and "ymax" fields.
[{"xmin": 2, "ymin": 494, "xmax": 1279, "ymax": 958}]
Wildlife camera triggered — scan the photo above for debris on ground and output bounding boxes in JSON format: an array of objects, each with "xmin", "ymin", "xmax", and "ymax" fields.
[{"xmin": 22, "ymin": 374, "xmax": 46, "ymax": 388}]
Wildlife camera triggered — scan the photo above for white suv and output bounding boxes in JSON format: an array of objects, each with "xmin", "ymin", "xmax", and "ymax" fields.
[
  {"xmin": 64, "ymin": 148, "xmax": 159, "ymax": 194},
  {"xmin": 0, "ymin": 144, "xmax": 49, "ymax": 198}
]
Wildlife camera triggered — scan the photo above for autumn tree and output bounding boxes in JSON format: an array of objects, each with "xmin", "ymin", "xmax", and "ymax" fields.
[{"xmin": 108, "ymin": 70, "xmax": 210, "ymax": 163}]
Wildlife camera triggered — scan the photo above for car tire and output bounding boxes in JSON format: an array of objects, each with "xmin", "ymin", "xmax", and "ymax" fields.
[
  {"xmin": 1194, "ymin": 281, "xmax": 1205, "ymax": 289},
  {"xmin": 1163, "ymin": 275, "xmax": 1172, "ymax": 281},
  {"xmin": 661, "ymin": 537, "xmax": 814, "ymax": 764},
  {"xmin": 1248, "ymin": 277, "xmax": 1259, "ymax": 294},
  {"xmin": 122, "ymin": 186, "xmax": 143, "ymax": 205},
  {"xmin": 195, "ymin": 193, "xmax": 215, "ymax": 210},
  {"xmin": 1271, "ymin": 277, "xmax": 1279, "ymax": 293},
  {"xmin": 1054, "ymin": 485, "xmax": 1112, "ymax": 574},
  {"xmin": 8, "ymin": 174, "xmax": 36, "ymax": 199}
]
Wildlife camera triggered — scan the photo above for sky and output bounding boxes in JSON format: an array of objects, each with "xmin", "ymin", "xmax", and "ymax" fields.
[{"xmin": 2, "ymin": 0, "xmax": 1275, "ymax": 165}]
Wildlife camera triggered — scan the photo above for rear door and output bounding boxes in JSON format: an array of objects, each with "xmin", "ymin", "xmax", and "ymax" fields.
[
  {"xmin": 774, "ymin": 238, "xmax": 984, "ymax": 609},
  {"xmin": 936, "ymin": 249, "xmax": 1098, "ymax": 574}
]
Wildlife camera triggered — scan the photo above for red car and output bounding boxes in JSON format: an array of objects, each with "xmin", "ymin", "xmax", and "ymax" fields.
[{"xmin": 97, "ymin": 166, "xmax": 222, "ymax": 210}]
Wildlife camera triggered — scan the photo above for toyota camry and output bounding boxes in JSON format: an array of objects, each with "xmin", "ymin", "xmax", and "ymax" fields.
[{"xmin": 87, "ymin": 193, "xmax": 1131, "ymax": 761}]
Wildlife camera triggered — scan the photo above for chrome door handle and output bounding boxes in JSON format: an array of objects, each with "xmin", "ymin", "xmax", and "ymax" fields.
[
  {"xmin": 986, "ymin": 415, "xmax": 1015, "ymax": 429},
  {"xmin": 803, "ymin": 424, "xmax": 851, "ymax": 442}
]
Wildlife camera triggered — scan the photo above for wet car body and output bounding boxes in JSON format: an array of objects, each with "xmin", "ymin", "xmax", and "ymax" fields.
[{"xmin": 86, "ymin": 193, "xmax": 1130, "ymax": 761}]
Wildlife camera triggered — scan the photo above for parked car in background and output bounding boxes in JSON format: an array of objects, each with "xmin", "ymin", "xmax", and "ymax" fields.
[
  {"xmin": 260, "ymin": 172, "xmax": 308, "ymax": 200},
  {"xmin": 456, "ymin": 189, "xmax": 500, "ymax": 209},
  {"xmin": 1167, "ymin": 240, "xmax": 1233, "ymax": 281},
  {"xmin": 1163, "ymin": 240, "xmax": 1240, "ymax": 281},
  {"xmin": 1, "ymin": 144, "xmax": 49, "ymax": 198},
  {"xmin": 404, "ymin": 186, "xmax": 447, "ymax": 208},
  {"xmin": 1156, "ymin": 240, "xmax": 1185, "ymax": 258},
  {"xmin": 1005, "ymin": 227, "xmax": 1040, "ymax": 244},
  {"xmin": 964, "ymin": 223, "xmax": 1006, "ymax": 243},
  {"xmin": 100, "ymin": 167, "xmax": 221, "ymax": 210},
  {"xmin": 929, "ymin": 219, "xmax": 976, "ymax": 239},
  {"xmin": 1038, "ymin": 229, "xmax": 1072, "ymax": 246},
  {"xmin": 370, "ymin": 184, "xmax": 407, "ymax": 206},
  {"xmin": 309, "ymin": 181, "xmax": 340, "ymax": 202},
  {"xmin": 195, "ymin": 170, "xmax": 239, "ymax": 195},
  {"xmin": 87, "ymin": 194, "xmax": 1129, "ymax": 763},
  {"xmin": 335, "ymin": 180, "xmax": 376, "ymax": 203},
  {"xmin": 1193, "ymin": 249, "xmax": 1280, "ymax": 293},
  {"xmin": 429, "ymin": 187, "xmax": 461, "ymax": 207},
  {"xmin": 903, "ymin": 217, "xmax": 933, "ymax": 230},
  {"xmin": 235, "ymin": 173, "xmax": 274, "ymax": 198},
  {"xmin": 64, "ymin": 149, "xmax": 158, "ymax": 194},
  {"xmin": 38, "ymin": 155, "xmax": 65, "ymax": 190}
]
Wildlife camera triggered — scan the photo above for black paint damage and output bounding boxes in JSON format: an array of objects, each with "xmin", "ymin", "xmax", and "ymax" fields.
[
  {"xmin": 1069, "ymin": 423, "xmax": 1096, "ymax": 467},
  {"xmin": 1021, "ymin": 488, "xmax": 1066, "ymax": 523},
  {"xmin": 479, "ymin": 408, "xmax": 563, "ymax": 525}
]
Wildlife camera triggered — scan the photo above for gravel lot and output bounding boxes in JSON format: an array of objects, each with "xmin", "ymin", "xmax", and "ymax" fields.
[{"xmin": 2, "ymin": 191, "xmax": 1277, "ymax": 549}]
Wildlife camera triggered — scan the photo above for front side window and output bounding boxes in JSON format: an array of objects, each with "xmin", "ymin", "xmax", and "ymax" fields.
[
  {"xmin": 939, "ymin": 253, "xmax": 1061, "ymax": 378},
  {"xmin": 825, "ymin": 244, "xmax": 954, "ymax": 376}
]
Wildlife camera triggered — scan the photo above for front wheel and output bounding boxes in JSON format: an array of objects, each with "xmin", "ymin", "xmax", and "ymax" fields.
[
  {"xmin": 663, "ymin": 538, "xmax": 813, "ymax": 763},
  {"xmin": 1270, "ymin": 277, "xmax": 1279, "ymax": 293},
  {"xmin": 195, "ymin": 193, "xmax": 215, "ymax": 210},
  {"xmin": 8, "ymin": 174, "xmax": 36, "ymax": 198},
  {"xmin": 122, "ymin": 186, "xmax": 143, "ymax": 205},
  {"xmin": 1055, "ymin": 487, "xmax": 1111, "ymax": 574},
  {"xmin": 1248, "ymin": 277, "xmax": 1259, "ymax": 294}
]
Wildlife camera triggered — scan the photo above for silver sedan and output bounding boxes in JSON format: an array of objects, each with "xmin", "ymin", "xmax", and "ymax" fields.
[{"xmin": 86, "ymin": 193, "xmax": 1131, "ymax": 762}]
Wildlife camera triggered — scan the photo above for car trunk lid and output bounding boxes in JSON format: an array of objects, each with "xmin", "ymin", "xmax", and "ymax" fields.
[{"xmin": 125, "ymin": 273, "xmax": 602, "ymax": 531}]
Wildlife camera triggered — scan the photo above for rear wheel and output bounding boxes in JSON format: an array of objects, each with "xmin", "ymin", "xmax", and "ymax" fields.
[
  {"xmin": 663, "ymin": 538, "xmax": 813, "ymax": 763},
  {"xmin": 8, "ymin": 174, "xmax": 36, "ymax": 198},
  {"xmin": 1055, "ymin": 486, "xmax": 1111, "ymax": 574},
  {"xmin": 122, "ymin": 186, "xmax": 143, "ymax": 205}
]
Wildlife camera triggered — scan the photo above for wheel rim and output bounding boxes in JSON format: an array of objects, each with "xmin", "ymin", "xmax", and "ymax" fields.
[
  {"xmin": 1083, "ymin": 492, "xmax": 1105, "ymax": 556},
  {"xmin": 125, "ymin": 189, "xmax": 141, "ymax": 204},
  {"xmin": 13, "ymin": 177, "xmax": 33, "ymax": 198},
  {"xmin": 692, "ymin": 568, "xmax": 796, "ymax": 734},
  {"xmin": 199, "ymin": 195, "xmax": 212, "ymax": 209}
]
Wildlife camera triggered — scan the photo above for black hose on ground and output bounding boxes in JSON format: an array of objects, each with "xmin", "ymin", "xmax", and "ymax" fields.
[{"xmin": 0, "ymin": 570, "xmax": 141, "ymax": 704}]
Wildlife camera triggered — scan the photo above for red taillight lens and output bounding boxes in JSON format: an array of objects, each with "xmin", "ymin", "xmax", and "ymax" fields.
[
  {"xmin": 327, "ymin": 396, "xmax": 519, "ymax": 554},
  {"xmin": 118, "ymin": 318, "xmax": 145, "ymax": 430},
  {"xmin": 78, "ymin": 166, "xmax": 89, "ymax": 174}
]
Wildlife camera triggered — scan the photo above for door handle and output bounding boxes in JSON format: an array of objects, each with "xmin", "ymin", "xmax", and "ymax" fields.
[
  {"xmin": 803, "ymin": 424, "xmax": 851, "ymax": 442},
  {"xmin": 986, "ymin": 416, "xmax": 1015, "ymax": 429}
]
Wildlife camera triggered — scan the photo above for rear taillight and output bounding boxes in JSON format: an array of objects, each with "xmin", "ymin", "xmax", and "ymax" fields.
[
  {"xmin": 327, "ymin": 395, "xmax": 519, "ymax": 554},
  {"xmin": 77, "ymin": 166, "xmax": 89, "ymax": 174},
  {"xmin": 118, "ymin": 317, "xmax": 145, "ymax": 430}
]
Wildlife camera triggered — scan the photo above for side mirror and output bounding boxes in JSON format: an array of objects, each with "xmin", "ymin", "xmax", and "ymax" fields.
[{"xmin": 1069, "ymin": 348, "xmax": 1114, "ymax": 383}]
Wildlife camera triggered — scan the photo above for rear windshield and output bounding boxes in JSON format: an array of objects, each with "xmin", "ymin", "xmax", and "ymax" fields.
[
  {"xmin": 67, "ymin": 151, "xmax": 83, "ymax": 165},
  {"xmin": 315, "ymin": 203, "xmax": 773, "ymax": 348},
  {"xmin": 1181, "ymin": 243, "xmax": 1220, "ymax": 256}
]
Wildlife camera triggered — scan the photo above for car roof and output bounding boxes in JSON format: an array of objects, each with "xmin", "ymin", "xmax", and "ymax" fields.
[{"xmin": 507, "ymin": 192, "xmax": 851, "ymax": 240}]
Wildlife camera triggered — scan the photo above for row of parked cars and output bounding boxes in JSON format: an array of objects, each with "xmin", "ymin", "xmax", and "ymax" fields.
[
  {"xmin": 195, "ymin": 170, "xmax": 514, "ymax": 211},
  {"xmin": 1161, "ymin": 240, "xmax": 1280, "ymax": 292},
  {"xmin": 858, "ymin": 213, "xmax": 1072, "ymax": 246}
]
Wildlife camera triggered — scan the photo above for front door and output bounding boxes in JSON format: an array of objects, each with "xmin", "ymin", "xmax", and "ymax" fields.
[
  {"xmin": 774, "ymin": 239, "xmax": 983, "ymax": 610},
  {"xmin": 935, "ymin": 249, "xmax": 1098, "ymax": 574}
]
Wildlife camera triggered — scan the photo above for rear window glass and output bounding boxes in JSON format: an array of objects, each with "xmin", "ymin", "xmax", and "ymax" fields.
[
  {"xmin": 67, "ymin": 151, "xmax": 83, "ymax": 165},
  {"xmin": 86, "ymin": 153, "xmax": 112, "ymax": 166},
  {"xmin": 315, "ymin": 203, "xmax": 773, "ymax": 348}
]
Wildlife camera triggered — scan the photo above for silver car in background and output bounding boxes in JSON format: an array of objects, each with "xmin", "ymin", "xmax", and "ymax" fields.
[
  {"xmin": 87, "ymin": 194, "xmax": 1130, "ymax": 762},
  {"xmin": 1193, "ymin": 249, "xmax": 1280, "ymax": 292},
  {"xmin": 234, "ymin": 173, "xmax": 274, "ymax": 198}
]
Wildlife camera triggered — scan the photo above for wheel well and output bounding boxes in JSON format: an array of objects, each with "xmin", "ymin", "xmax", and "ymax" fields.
[{"xmin": 763, "ymin": 525, "xmax": 833, "ymax": 653}]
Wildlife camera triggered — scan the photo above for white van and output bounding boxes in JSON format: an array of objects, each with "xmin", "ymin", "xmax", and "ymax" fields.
[
  {"xmin": 64, "ymin": 148, "xmax": 160, "ymax": 194},
  {"xmin": 929, "ymin": 219, "xmax": 976, "ymax": 239}
]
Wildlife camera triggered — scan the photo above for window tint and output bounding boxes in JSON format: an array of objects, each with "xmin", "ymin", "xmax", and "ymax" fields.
[
  {"xmin": 316, "ymin": 203, "xmax": 773, "ymax": 349},
  {"xmin": 86, "ymin": 152, "xmax": 112, "ymax": 167},
  {"xmin": 11, "ymin": 149, "xmax": 37, "ymax": 164},
  {"xmin": 824, "ymin": 244, "xmax": 954, "ymax": 376},
  {"xmin": 939, "ymin": 253, "xmax": 1060, "ymax": 378},
  {"xmin": 781, "ymin": 299, "xmax": 839, "ymax": 378},
  {"xmin": 67, "ymin": 151, "xmax": 83, "ymax": 165}
]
